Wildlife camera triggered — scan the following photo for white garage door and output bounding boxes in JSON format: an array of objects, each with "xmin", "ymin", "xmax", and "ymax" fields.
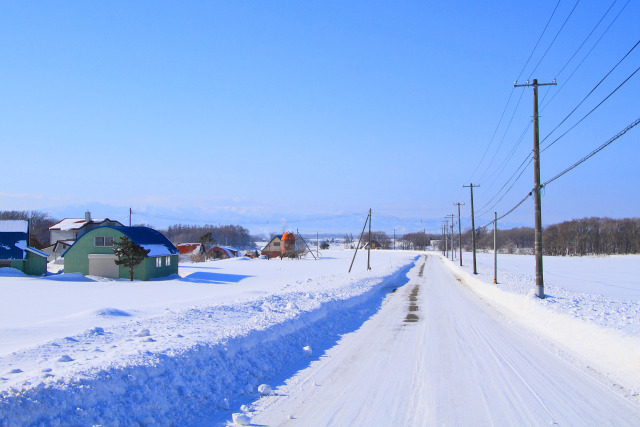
[{"xmin": 88, "ymin": 254, "xmax": 119, "ymax": 279}]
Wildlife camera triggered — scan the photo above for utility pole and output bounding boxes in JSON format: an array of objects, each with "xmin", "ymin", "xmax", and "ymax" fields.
[
  {"xmin": 368, "ymin": 208, "xmax": 372, "ymax": 270},
  {"xmin": 443, "ymin": 222, "xmax": 448, "ymax": 258},
  {"xmin": 463, "ymin": 184, "xmax": 479, "ymax": 274},
  {"xmin": 515, "ymin": 78, "xmax": 556, "ymax": 299},
  {"xmin": 393, "ymin": 229, "xmax": 396, "ymax": 250},
  {"xmin": 450, "ymin": 216, "xmax": 455, "ymax": 261},
  {"xmin": 349, "ymin": 209, "xmax": 371, "ymax": 273},
  {"xmin": 423, "ymin": 227, "xmax": 426, "ymax": 252},
  {"xmin": 494, "ymin": 212, "xmax": 498, "ymax": 284},
  {"xmin": 445, "ymin": 214, "xmax": 454, "ymax": 261},
  {"xmin": 454, "ymin": 203, "xmax": 464, "ymax": 266},
  {"xmin": 129, "ymin": 207, "xmax": 132, "ymax": 227}
]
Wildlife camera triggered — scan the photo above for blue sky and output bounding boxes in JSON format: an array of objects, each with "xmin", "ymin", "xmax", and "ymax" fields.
[{"xmin": 1, "ymin": 1, "xmax": 638, "ymax": 235}]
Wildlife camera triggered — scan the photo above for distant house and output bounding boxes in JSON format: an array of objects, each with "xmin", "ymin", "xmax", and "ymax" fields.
[
  {"xmin": 261, "ymin": 235, "xmax": 282, "ymax": 258},
  {"xmin": 41, "ymin": 240, "xmax": 74, "ymax": 264},
  {"xmin": 63, "ymin": 226, "xmax": 179, "ymax": 280},
  {"xmin": 207, "ymin": 246, "xmax": 240, "ymax": 259},
  {"xmin": 176, "ymin": 243, "xmax": 204, "ymax": 256},
  {"xmin": 48, "ymin": 212, "xmax": 123, "ymax": 261},
  {"xmin": 0, "ymin": 220, "xmax": 48, "ymax": 276},
  {"xmin": 363, "ymin": 240, "xmax": 382, "ymax": 249}
]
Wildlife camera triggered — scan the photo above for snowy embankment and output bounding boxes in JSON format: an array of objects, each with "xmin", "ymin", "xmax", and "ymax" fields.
[
  {"xmin": 0, "ymin": 251, "xmax": 416, "ymax": 426},
  {"xmin": 446, "ymin": 251, "xmax": 640, "ymax": 395}
]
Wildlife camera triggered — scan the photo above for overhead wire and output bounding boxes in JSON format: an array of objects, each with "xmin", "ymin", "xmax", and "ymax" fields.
[
  {"xmin": 540, "ymin": 0, "xmax": 632, "ymax": 110},
  {"xmin": 528, "ymin": 0, "xmax": 582, "ymax": 79},
  {"xmin": 480, "ymin": 116, "xmax": 640, "ymax": 226},
  {"xmin": 468, "ymin": 0, "xmax": 562, "ymax": 184},
  {"xmin": 543, "ymin": 115, "xmax": 640, "ymax": 186},
  {"xmin": 542, "ymin": 63, "xmax": 640, "ymax": 152},
  {"xmin": 541, "ymin": 39, "xmax": 640, "ymax": 144}
]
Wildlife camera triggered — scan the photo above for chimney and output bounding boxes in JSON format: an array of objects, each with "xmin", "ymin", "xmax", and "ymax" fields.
[{"xmin": 85, "ymin": 211, "xmax": 92, "ymax": 222}]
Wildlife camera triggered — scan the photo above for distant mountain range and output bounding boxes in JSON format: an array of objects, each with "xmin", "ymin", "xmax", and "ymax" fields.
[{"xmin": 41, "ymin": 202, "xmax": 527, "ymax": 238}]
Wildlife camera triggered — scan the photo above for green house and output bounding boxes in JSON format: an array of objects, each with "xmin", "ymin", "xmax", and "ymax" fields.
[
  {"xmin": 0, "ymin": 220, "xmax": 48, "ymax": 276},
  {"xmin": 63, "ymin": 226, "xmax": 179, "ymax": 280}
]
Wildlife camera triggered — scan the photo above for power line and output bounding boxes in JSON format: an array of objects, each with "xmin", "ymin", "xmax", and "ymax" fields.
[
  {"xmin": 517, "ymin": 0, "xmax": 562, "ymax": 80},
  {"xmin": 470, "ymin": 0, "xmax": 562, "ymax": 183},
  {"xmin": 554, "ymin": 0, "xmax": 620, "ymax": 78},
  {"xmin": 543, "ymin": 115, "xmax": 640, "ymax": 186},
  {"xmin": 542, "ymin": 63, "xmax": 640, "ymax": 152},
  {"xmin": 476, "ymin": 153, "xmax": 532, "ymax": 217},
  {"xmin": 528, "ymin": 0, "xmax": 582, "ymax": 79},
  {"xmin": 476, "ymin": 89, "xmax": 527, "ymax": 183},
  {"xmin": 483, "ymin": 116, "xmax": 640, "ymax": 225},
  {"xmin": 540, "ymin": 0, "xmax": 632, "ymax": 110},
  {"xmin": 482, "ymin": 121, "xmax": 531, "ymax": 194},
  {"xmin": 467, "ymin": 88, "xmax": 515, "ymax": 182},
  {"xmin": 541, "ymin": 39, "xmax": 640, "ymax": 144}
]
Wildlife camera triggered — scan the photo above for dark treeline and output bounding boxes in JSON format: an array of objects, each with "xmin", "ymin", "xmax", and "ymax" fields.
[
  {"xmin": 458, "ymin": 226, "xmax": 535, "ymax": 254},
  {"xmin": 454, "ymin": 217, "xmax": 640, "ymax": 256},
  {"xmin": 398, "ymin": 231, "xmax": 441, "ymax": 250},
  {"xmin": 0, "ymin": 210, "xmax": 58, "ymax": 248},
  {"xmin": 543, "ymin": 217, "xmax": 640, "ymax": 256},
  {"xmin": 161, "ymin": 224, "xmax": 255, "ymax": 249}
]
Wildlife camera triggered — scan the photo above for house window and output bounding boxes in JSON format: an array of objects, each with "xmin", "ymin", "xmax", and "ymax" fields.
[
  {"xmin": 274, "ymin": 242, "xmax": 280, "ymax": 247},
  {"xmin": 165, "ymin": 256, "xmax": 171, "ymax": 266},
  {"xmin": 156, "ymin": 257, "xmax": 162, "ymax": 268},
  {"xmin": 95, "ymin": 236, "xmax": 114, "ymax": 247}
]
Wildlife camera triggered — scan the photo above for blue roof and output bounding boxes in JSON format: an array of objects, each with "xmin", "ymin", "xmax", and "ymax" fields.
[
  {"xmin": 112, "ymin": 226, "xmax": 179, "ymax": 255},
  {"xmin": 0, "ymin": 231, "xmax": 48, "ymax": 260},
  {"xmin": 0, "ymin": 232, "xmax": 28, "ymax": 260},
  {"xmin": 62, "ymin": 226, "xmax": 179, "ymax": 257}
]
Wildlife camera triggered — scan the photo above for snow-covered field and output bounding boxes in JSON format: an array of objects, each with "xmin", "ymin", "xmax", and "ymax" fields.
[
  {"xmin": 458, "ymin": 251, "xmax": 640, "ymax": 335},
  {"xmin": 1, "ymin": 248, "xmax": 639, "ymax": 425}
]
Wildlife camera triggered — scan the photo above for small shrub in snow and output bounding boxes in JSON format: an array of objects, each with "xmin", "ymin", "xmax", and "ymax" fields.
[
  {"xmin": 221, "ymin": 398, "xmax": 230, "ymax": 410},
  {"xmin": 303, "ymin": 345, "xmax": 312, "ymax": 356},
  {"xmin": 232, "ymin": 412, "xmax": 251, "ymax": 425},
  {"xmin": 257, "ymin": 384, "xmax": 272, "ymax": 395}
]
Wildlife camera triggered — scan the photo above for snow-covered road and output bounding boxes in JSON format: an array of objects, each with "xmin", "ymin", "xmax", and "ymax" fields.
[{"xmin": 249, "ymin": 254, "xmax": 640, "ymax": 426}]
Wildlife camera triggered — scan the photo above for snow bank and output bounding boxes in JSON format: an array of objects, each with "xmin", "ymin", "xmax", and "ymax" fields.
[{"xmin": 0, "ymin": 254, "xmax": 416, "ymax": 426}]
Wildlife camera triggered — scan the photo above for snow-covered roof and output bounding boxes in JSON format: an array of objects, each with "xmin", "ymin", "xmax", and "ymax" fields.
[
  {"xmin": 209, "ymin": 246, "xmax": 238, "ymax": 258},
  {"xmin": 0, "ymin": 234, "xmax": 47, "ymax": 260},
  {"xmin": 62, "ymin": 226, "xmax": 179, "ymax": 258},
  {"xmin": 49, "ymin": 218, "xmax": 110, "ymax": 231},
  {"xmin": 141, "ymin": 244, "xmax": 175, "ymax": 257},
  {"xmin": 0, "ymin": 220, "xmax": 28, "ymax": 233},
  {"xmin": 114, "ymin": 227, "xmax": 179, "ymax": 256},
  {"xmin": 176, "ymin": 243, "xmax": 202, "ymax": 255}
]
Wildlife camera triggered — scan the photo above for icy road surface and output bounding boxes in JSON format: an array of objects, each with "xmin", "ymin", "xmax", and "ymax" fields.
[{"xmin": 249, "ymin": 255, "xmax": 640, "ymax": 426}]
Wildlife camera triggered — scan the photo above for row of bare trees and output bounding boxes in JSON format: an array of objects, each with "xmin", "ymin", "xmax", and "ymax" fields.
[
  {"xmin": 161, "ymin": 224, "xmax": 255, "ymax": 249},
  {"xmin": 454, "ymin": 217, "xmax": 640, "ymax": 256},
  {"xmin": 544, "ymin": 217, "xmax": 640, "ymax": 256}
]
